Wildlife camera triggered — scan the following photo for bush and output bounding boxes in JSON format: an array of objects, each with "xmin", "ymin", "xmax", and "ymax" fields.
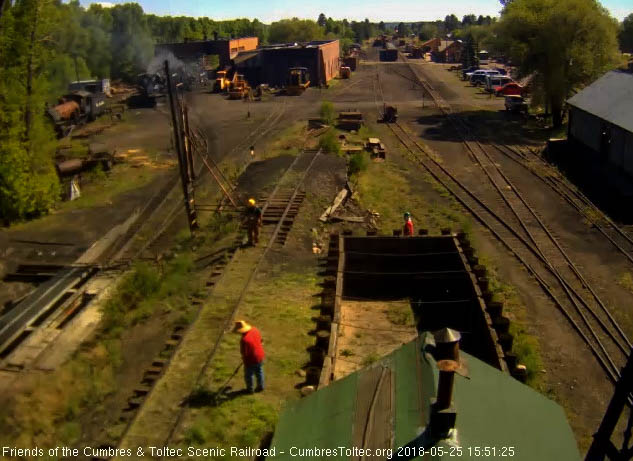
[
  {"xmin": 348, "ymin": 152, "xmax": 369, "ymax": 176},
  {"xmin": 318, "ymin": 129, "xmax": 340, "ymax": 155},
  {"xmin": 320, "ymin": 101, "xmax": 335, "ymax": 125},
  {"xmin": 357, "ymin": 125, "xmax": 373, "ymax": 140}
]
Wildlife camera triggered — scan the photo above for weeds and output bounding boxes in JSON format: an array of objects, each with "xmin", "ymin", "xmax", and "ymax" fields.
[
  {"xmin": 362, "ymin": 353, "xmax": 380, "ymax": 366},
  {"xmin": 320, "ymin": 101, "xmax": 335, "ymax": 125},
  {"xmin": 348, "ymin": 151, "xmax": 369, "ymax": 176},
  {"xmin": 318, "ymin": 129, "xmax": 341, "ymax": 155},
  {"xmin": 479, "ymin": 255, "xmax": 545, "ymax": 390},
  {"xmin": 386, "ymin": 304, "xmax": 414, "ymax": 326},
  {"xmin": 357, "ymin": 125, "xmax": 376, "ymax": 139},
  {"xmin": 509, "ymin": 323, "xmax": 544, "ymax": 387}
]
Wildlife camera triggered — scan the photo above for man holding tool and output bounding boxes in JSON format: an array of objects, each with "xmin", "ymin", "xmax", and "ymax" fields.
[
  {"xmin": 233, "ymin": 320, "xmax": 265, "ymax": 393},
  {"xmin": 244, "ymin": 198, "xmax": 263, "ymax": 246}
]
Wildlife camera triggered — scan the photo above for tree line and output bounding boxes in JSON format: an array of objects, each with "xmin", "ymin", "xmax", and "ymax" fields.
[{"xmin": 478, "ymin": 0, "xmax": 625, "ymax": 127}]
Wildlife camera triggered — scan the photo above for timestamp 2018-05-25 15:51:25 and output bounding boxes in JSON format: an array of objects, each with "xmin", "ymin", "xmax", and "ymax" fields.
[{"xmin": 393, "ymin": 445, "xmax": 516, "ymax": 458}]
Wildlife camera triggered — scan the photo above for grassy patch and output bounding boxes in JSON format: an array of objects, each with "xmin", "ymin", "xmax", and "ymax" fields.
[
  {"xmin": 356, "ymin": 159, "xmax": 466, "ymax": 233},
  {"xmin": 508, "ymin": 322, "xmax": 544, "ymax": 387},
  {"xmin": 618, "ymin": 272, "xmax": 633, "ymax": 294},
  {"xmin": 262, "ymin": 121, "xmax": 306, "ymax": 160},
  {"xmin": 56, "ymin": 163, "xmax": 161, "ymax": 211},
  {"xmin": 479, "ymin": 255, "xmax": 545, "ymax": 389},
  {"xmin": 57, "ymin": 139, "xmax": 90, "ymax": 159},
  {"xmin": 173, "ymin": 264, "xmax": 320, "ymax": 457}
]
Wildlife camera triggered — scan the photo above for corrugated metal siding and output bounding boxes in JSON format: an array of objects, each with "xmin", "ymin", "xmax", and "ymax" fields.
[
  {"xmin": 319, "ymin": 40, "xmax": 340, "ymax": 82},
  {"xmin": 569, "ymin": 106, "xmax": 633, "ymax": 179},
  {"xmin": 612, "ymin": 128, "xmax": 633, "ymax": 177},
  {"xmin": 569, "ymin": 107, "xmax": 601, "ymax": 152}
]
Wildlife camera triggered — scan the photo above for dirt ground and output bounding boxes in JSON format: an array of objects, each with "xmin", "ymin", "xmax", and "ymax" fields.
[
  {"xmin": 334, "ymin": 300, "xmax": 417, "ymax": 380},
  {"xmin": 2, "ymin": 42, "xmax": 629, "ymax": 456}
]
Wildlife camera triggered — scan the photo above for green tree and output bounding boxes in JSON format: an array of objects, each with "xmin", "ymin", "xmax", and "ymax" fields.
[
  {"xmin": 462, "ymin": 14, "xmax": 477, "ymax": 27},
  {"xmin": 109, "ymin": 3, "xmax": 153, "ymax": 80},
  {"xmin": 0, "ymin": 0, "xmax": 60, "ymax": 223},
  {"xmin": 317, "ymin": 13, "xmax": 326, "ymax": 28},
  {"xmin": 444, "ymin": 14, "xmax": 460, "ymax": 33},
  {"xmin": 268, "ymin": 18, "xmax": 324, "ymax": 43},
  {"xmin": 418, "ymin": 23, "xmax": 438, "ymax": 41},
  {"xmin": 620, "ymin": 13, "xmax": 633, "ymax": 53},
  {"xmin": 378, "ymin": 21, "xmax": 385, "ymax": 32},
  {"xmin": 461, "ymin": 32, "xmax": 480, "ymax": 69},
  {"xmin": 496, "ymin": 0, "xmax": 621, "ymax": 126}
]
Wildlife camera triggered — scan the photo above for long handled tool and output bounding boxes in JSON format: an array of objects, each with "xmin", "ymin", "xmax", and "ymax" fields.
[
  {"xmin": 219, "ymin": 363, "xmax": 243, "ymax": 391},
  {"xmin": 208, "ymin": 363, "xmax": 243, "ymax": 406},
  {"xmin": 186, "ymin": 363, "xmax": 243, "ymax": 408}
]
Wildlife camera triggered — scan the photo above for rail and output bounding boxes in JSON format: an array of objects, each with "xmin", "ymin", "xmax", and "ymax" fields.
[{"xmin": 373, "ymin": 59, "xmax": 631, "ymax": 387}]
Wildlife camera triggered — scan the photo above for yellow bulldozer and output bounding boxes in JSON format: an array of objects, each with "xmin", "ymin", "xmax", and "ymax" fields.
[{"xmin": 286, "ymin": 67, "xmax": 310, "ymax": 96}]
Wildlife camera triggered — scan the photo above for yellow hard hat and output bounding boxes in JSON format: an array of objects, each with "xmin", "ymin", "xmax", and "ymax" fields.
[
  {"xmin": 248, "ymin": 198, "xmax": 256, "ymax": 206},
  {"xmin": 233, "ymin": 320, "xmax": 252, "ymax": 334}
]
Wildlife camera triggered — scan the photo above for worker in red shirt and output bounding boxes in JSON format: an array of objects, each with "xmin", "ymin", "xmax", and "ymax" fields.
[
  {"xmin": 233, "ymin": 320, "xmax": 265, "ymax": 393},
  {"xmin": 403, "ymin": 211, "xmax": 414, "ymax": 236}
]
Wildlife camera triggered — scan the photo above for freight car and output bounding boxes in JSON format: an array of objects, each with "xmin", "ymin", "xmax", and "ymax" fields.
[{"xmin": 379, "ymin": 49, "xmax": 398, "ymax": 62}]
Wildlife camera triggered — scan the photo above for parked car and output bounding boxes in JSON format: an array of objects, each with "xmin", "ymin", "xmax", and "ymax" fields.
[
  {"xmin": 470, "ymin": 69, "xmax": 500, "ymax": 86},
  {"xmin": 493, "ymin": 67, "xmax": 508, "ymax": 75},
  {"xmin": 462, "ymin": 66, "xmax": 479, "ymax": 80},
  {"xmin": 495, "ymin": 82, "xmax": 525, "ymax": 96},
  {"xmin": 485, "ymin": 75, "xmax": 513, "ymax": 93},
  {"xmin": 504, "ymin": 95, "xmax": 528, "ymax": 113}
]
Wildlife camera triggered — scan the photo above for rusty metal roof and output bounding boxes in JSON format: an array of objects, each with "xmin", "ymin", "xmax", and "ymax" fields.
[
  {"xmin": 567, "ymin": 70, "xmax": 633, "ymax": 133},
  {"xmin": 269, "ymin": 335, "xmax": 581, "ymax": 460}
]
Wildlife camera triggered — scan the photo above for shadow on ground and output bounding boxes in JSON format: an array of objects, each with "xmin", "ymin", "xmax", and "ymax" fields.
[{"xmin": 416, "ymin": 109, "xmax": 549, "ymax": 146}]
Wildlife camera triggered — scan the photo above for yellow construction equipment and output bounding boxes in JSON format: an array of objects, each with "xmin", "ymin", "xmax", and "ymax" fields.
[
  {"xmin": 287, "ymin": 67, "xmax": 310, "ymax": 96},
  {"xmin": 214, "ymin": 70, "xmax": 230, "ymax": 92},
  {"xmin": 229, "ymin": 73, "xmax": 250, "ymax": 100}
]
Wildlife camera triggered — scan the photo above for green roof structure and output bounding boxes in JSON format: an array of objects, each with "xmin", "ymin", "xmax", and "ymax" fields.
[{"xmin": 269, "ymin": 334, "xmax": 580, "ymax": 460}]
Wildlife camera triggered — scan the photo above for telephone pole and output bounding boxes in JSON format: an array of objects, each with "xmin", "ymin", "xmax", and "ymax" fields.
[{"xmin": 165, "ymin": 60, "xmax": 198, "ymax": 234}]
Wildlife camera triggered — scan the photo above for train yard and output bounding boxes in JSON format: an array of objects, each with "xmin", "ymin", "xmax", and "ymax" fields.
[{"xmin": 0, "ymin": 38, "xmax": 631, "ymax": 457}]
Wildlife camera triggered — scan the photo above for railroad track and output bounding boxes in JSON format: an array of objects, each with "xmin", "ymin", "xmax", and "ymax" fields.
[
  {"xmin": 110, "ymin": 148, "xmax": 321, "ymax": 459},
  {"xmin": 107, "ymin": 95, "xmax": 290, "ymax": 266},
  {"xmin": 490, "ymin": 142, "xmax": 633, "ymax": 267},
  {"xmin": 373, "ymin": 60, "xmax": 631, "ymax": 386},
  {"xmin": 0, "ymin": 94, "xmax": 291, "ymax": 385}
]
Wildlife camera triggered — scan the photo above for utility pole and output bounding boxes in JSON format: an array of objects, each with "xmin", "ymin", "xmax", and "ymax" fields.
[{"xmin": 165, "ymin": 60, "xmax": 198, "ymax": 234}]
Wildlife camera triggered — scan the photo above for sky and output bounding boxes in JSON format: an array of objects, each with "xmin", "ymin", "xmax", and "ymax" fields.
[{"xmin": 87, "ymin": 0, "xmax": 631, "ymax": 22}]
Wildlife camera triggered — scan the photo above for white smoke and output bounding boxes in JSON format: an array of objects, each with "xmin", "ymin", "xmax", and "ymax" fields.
[{"xmin": 146, "ymin": 51, "xmax": 187, "ymax": 76}]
